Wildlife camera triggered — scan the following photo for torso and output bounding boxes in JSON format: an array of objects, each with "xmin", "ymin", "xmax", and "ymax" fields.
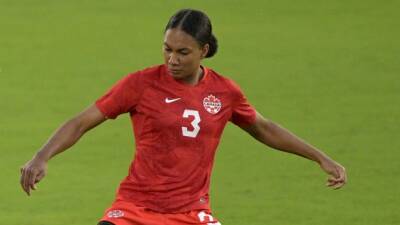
[{"xmin": 96, "ymin": 64, "xmax": 256, "ymax": 213}]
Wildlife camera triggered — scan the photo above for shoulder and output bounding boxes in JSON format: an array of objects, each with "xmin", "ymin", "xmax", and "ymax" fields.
[
  {"xmin": 122, "ymin": 64, "xmax": 163, "ymax": 86},
  {"xmin": 139, "ymin": 64, "xmax": 164, "ymax": 77},
  {"xmin": 127, "ymin": 64, "xmax": 162, "ymax": 80},
  {"xmin": 206, "ymin": 67, "xmax": 244, "ymax": 96}
]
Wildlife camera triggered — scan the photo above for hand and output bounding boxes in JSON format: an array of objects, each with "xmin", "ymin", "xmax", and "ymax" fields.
[
  {"xmin": 319, "ymin": 158, "xmax": 347, "ymax": 189},
  {"xmin": 20, "ymin": 156, "xmax": 48, "ymax": 196}
]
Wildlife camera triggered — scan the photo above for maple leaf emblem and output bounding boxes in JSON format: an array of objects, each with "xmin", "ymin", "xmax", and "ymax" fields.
[{"xmin": 203, "ymin": 94, "xmax": 222, "ymax": 114}]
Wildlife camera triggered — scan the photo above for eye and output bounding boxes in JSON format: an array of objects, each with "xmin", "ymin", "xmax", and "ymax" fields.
[
  {"xmin": 179, "ymin": 51, "xmax": 189, "ymax": 55},
  {"xmin": 164, "ymin": 47, "xmax": 172, "ymax": 52}
]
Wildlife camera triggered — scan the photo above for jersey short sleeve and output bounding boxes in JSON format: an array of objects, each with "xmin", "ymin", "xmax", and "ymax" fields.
[
  {"xmin": 229, "ymin": 80, "xmax": 257, "ymax": 126},
  {"xmin": 95, "ymin": 71, "xmax": 143, "ymax": 119}
]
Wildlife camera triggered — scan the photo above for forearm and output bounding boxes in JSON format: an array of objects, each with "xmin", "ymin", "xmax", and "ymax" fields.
[
  {"xmin": 20, "ymin": 105, "xmax": 107, "ymax": 195},
  {"xmin": 256, "ymin": 121, "xmax": 331, "ymax": 164},
  {"xmin": 35, "ymin": 118, "xmax": 86, "ymax": 162},
  {"xmin": 244, "ymin": 114, "xmax": 333, "ymax": 164},
  {"xmin": 241, "ymin": 113, "xmax": 347, "ymax": 188}
]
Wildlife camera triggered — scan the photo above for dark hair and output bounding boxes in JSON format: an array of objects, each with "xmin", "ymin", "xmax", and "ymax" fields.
[{"xmin": 165, "ymin": 9, "xmax": 218, "ymax": 58}]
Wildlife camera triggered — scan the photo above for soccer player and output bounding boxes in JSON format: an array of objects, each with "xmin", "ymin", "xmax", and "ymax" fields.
[{"xmin": 20, "ymin": 9, "xmax": 347, "ymax": 225}]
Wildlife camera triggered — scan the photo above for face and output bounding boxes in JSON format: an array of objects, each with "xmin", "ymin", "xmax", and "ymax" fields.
[{"xmin": 163, "ymin": 28, "xmax": 209, "ymax": 83}]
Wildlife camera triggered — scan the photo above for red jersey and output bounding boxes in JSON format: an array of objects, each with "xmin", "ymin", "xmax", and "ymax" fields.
[{"xmin": 95, "ymin": 64, "xmax": 256, "ymax": 213}]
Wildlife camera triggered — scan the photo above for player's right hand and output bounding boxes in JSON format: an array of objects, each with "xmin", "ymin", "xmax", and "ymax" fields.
[
  {"xmin": 20, "ymin": 156, "xmax": 48, "ymax": 196},
  {"xmin": 319, "ymin": 158, "xmax": 347, "ymax": 189}
]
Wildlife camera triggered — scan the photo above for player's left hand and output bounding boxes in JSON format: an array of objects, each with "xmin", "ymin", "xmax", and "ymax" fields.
[
  {"xmin": 20, "ymin": 156, "xmax": 48, "ymax": 196},
  {"xmin": 319, "ymin": 158, "xmax": 347, "ymax": 189}
]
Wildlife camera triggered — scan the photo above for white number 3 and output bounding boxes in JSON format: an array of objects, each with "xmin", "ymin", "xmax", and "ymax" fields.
[{"xmin": 182, "ymin": 109, "xmax": 201, "ymax": 138}]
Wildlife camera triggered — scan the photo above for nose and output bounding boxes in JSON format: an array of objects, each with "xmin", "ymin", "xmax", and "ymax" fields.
[{"xmin": 168, "ymin": 53, "xmax": 179, "ymax": 65}]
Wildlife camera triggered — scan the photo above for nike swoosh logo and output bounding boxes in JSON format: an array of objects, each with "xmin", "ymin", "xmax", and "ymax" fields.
[{"xmin": 165, "ymin": 97, "xmax": 181, "ymax": 103}]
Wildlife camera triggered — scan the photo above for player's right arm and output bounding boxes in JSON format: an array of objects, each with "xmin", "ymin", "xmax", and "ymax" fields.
[{"xmin": 20, "ymin": 104, "xmax": 106, "ymax": 196}]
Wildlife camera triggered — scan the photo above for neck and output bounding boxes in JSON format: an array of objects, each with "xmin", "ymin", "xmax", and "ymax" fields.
[{"xmin": 182, "ymin": 66, "xmax": 204, "ymax": 85}]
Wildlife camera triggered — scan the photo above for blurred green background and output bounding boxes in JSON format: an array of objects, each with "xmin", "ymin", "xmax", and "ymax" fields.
[{"xmin": 1, "ymin": 0, "xmax": 399, "ymax": 224}]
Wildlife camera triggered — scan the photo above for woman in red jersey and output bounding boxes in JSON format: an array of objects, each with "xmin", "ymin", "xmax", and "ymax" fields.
[{"xmin": 20, "ymin": 9, "xmax": 347, "ymax": 225}]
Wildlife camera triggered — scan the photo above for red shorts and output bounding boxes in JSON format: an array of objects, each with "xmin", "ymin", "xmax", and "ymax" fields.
[{"xmin": 99, "ymin": 199, "xmax": 222, "ymax": 225}]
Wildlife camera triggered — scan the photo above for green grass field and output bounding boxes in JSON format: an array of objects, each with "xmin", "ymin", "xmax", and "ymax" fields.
[{"xmin": 1, "ymin": 0, "xmax": 399, "ymax": 224}]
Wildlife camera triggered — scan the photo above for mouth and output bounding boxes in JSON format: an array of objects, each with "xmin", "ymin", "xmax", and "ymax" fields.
[{"xmin": 168, "ymin": 68, "xmax": 182, "ymax": 74}]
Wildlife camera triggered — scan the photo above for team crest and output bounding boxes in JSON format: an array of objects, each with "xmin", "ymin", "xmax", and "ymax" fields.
[
  {"xmin": 107, "ymin": 210, "xmax": 124, "ymax": 218},
  {"xmin": 203, "ymin": 95, "xmax": 222, "ymax": 114}
]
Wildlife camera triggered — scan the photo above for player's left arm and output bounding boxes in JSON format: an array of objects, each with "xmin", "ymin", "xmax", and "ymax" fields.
[{"xmin": 240, "ymin": 111, "xmax": 347, "ymax": 189}]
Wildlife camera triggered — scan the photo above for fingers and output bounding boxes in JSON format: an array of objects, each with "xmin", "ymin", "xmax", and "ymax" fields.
[
  {"xmin": 326, "ymin": 166, "xmax": 347, "ymax": 190},
  {"xmin": 326, "ymin": 177, "xmax": 345, "ymax": 189},
  {"xmin": 332, "ymin": 181, "xmax": 345, "ymax": 189},
  {"xmin": 24, "ymin": 168, "xmax": 31, "ymax": 195},
  {"xmin": 24, "ymin": 167, "xmax": 34, "ymax": 195},
  {"xmin": 20, "ymin": 167, "xmax": 27, "ymax": 194},
  {"xmin": 20, "ymin": 157, "xmax": 47, "ymax": 196},
  {"xmin": 34, "ymin": 171, "xmax": 46, "ymax": 189},
  {"xmin": 326, "ymin": 177, "xmax": 337, "ymax": 186},
  {"xmin": 336, "ymin": 166, "xmax": 347, "ymax": 184},
  {"xmin": 20, "ymin": 166, "xmax": 40, "ymax": 196},
  {"xmin": 28, "ymin": 169, "xmax": 39, "ymax": 191},
  {"xmin": 20, "ymin": 167, "xmax": 30, "ymax": 196}
]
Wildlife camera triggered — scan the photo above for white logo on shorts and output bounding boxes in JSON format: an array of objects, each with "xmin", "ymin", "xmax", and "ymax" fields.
[
  {"xmin": 107, "ymin": 210, "xmax": 124, "ymax": 218},
  {"xmin": 198, "ymin": 211, "xmax": 222, "ymax": 225}
]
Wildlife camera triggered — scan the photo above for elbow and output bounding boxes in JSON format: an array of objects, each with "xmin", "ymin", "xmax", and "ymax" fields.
[
  {"xmin": 243, "ymin": 113, "xmax": 279, "ymax": 146},
  {"xmin": 248, "ymin": 117, "xmax": 273, "ymax": 141},
  {"xmin": 66, "ymin": 117, "xmax": 86, "ymax": 136},
  {"xmin": 264, "ymin": 120, "xmax": 279, "ymax": 134},
  {"xmin": 255, "ymin": 119, "xmax": 280, "ymax": 146}
]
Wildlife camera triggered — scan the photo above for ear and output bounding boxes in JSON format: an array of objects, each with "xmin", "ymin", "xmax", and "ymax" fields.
[{"xmin": 201, "ymin": 44, "xmax": 209, "ymax": 58}]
